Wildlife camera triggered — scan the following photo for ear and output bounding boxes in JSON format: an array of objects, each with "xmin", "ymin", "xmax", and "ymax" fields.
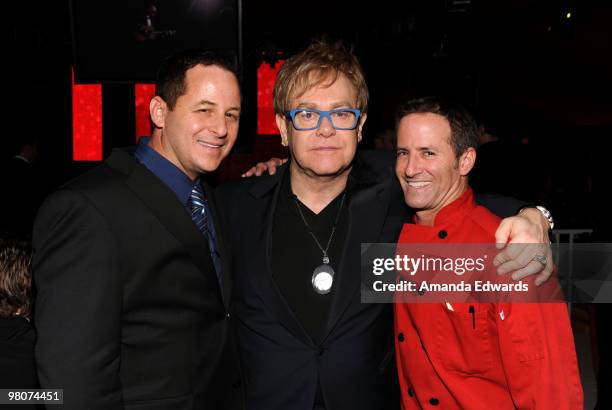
[
  {"xmin": 150, "ymin": 96, "xmax": 167, "ymax": 129},
  {"xmin": 276, "ymin": 113, "xmax": 290, "ymax": 147},
  {"xmin": 458, "ymin": 147, "xmax": 476, "ymax": 176},
  {"xmin": 357, "ymin": 113, "xmax": 367, "ymax": 143}
]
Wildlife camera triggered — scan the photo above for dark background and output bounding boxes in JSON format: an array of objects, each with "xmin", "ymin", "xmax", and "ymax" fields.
[{"xmin": 2, "ymin": 0, "xmax": 611, "ymax": 236}]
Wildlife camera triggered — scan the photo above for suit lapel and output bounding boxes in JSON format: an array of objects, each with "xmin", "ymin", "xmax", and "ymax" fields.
[
  {"xmin": 107, "ymin": 150, "xmax": 223, "ymax": 301},
  {"xmin": 324, "ymin": 161, "xmax": 391, "ymax": 340},
  {"xmin": 248, "ymin": 166, "xmax": 315, "ymax": 345},
  {"xmin": 205, "ymin": 182, "xmax": 231, "ymax": 309}
]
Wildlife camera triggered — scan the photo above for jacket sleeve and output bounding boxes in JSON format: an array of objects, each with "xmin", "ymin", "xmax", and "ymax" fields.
[
  {"xmin": 33, "ymin": 189, "xmax": 124, "ymax": 409},
  {"xmin": 473, "ymin": 193, "xmax": 529, "ymax": 218},
  {"xmin": 496, "ymin": 302, "xmax": 583, "ymax": 409}
]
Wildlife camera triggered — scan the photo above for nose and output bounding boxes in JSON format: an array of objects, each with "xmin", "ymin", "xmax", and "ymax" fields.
[
  {"xmin": 208, "ymin": 113, "xmax": 228, "ymax": 138},
  {"xmin": 402, "ymin": 153, "xmax": 422, "ymax": 178},
  {"xmin": 316, "ymin": 113, "xmax": 336, "ymax": 138}
]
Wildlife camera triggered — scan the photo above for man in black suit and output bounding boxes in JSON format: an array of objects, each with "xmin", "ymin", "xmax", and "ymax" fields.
[
  {"xmin": 33, "ymin": 50, "xmax": 243, "ymax": 409},
  {"xmin": 219, "ymin": 41, "xmax": 553, "ymax": 410}
]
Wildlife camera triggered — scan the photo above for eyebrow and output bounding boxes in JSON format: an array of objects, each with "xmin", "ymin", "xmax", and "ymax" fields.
[
  {"xmin": 294, "ymin": 101, "xmax": 355, "ymax": 110},
  {"xmin": 196, "ymin": 99, "xmax": 241, "ymax": 112},
  {"xmin": 197, "ymin": 99, "xmax": 216, "ymax": 106},
  {"xmin": 396, "ymin": 146, "xmax": 437, "ymax": 152}
]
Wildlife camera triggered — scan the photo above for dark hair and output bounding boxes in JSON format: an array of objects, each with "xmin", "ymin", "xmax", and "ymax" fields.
[
  {"xmin": 0, "ymin": 238, "xmax": 32, "ymax": 319},
  {"xmin": 156, "ymin": 49, "xmax": 239, "ymax": 110},
  {"xmin": 395, "ymin": 97, "xmax": 479, "ymax": 158}
]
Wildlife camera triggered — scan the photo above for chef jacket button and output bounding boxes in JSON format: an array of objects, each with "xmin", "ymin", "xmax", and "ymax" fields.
[
  {"xmin": 429, "ymin": 397, "xmax": 440, "ymax": 406},
  {"xmin": 398, "ymin": 332, "xmax": 405, "ymax": 342},
  {"xmin": 225, "ymin": 312, "xmax": 231, "ymax": 319},
  {"xmin": 408, "ymin": 387, "xmax": 415, "ymax": 397},
  {"xmin": 438, "ymin": 230, "xmax": 448, "ymax": 239}
]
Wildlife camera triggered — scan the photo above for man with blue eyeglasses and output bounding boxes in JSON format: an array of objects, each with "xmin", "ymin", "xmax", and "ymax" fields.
[
  {"xmin": 218, "ymin": 40, "xmax": 553, "ymax": 410},
  {"xmin": 284, "ymin": 108, "xmax": 362, "ymax": 132}
]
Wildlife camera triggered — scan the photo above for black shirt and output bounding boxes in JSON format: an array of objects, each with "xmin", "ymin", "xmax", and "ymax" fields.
[
  {"xmin": 271, "ymin": 172, "xmax": 349, "ymax": 346},
  {"xmin": 0, "ymin": 317, "xmax": 38, "ymax": 410}
]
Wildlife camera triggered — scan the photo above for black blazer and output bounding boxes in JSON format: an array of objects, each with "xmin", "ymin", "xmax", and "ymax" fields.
[
  {"xmin": 33, "ymin": 149, "xmax": 243, "ymax": 410},
  {"xmin": 218, "ymin": 152, "xmax": 410, "ymax": 410}
]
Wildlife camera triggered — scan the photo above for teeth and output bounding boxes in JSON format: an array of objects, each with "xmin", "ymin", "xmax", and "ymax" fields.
[
  {"xmin": 408, "ymin": 182, "xmax": 430, "ymax": 188},
  {"xmin": 198, "ymin": 141, "xmax": 222, "ymax": 148}
]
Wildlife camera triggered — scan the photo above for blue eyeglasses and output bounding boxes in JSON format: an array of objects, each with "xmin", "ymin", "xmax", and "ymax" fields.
[{"xmin": 284, "ymin": 108, "xmax": 362, "ymax": 131}]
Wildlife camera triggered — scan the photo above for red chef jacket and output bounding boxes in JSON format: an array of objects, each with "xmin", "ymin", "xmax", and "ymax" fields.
[{"xmin": 394, "ymin": 188, "xmax": 583, "ymax": 409}]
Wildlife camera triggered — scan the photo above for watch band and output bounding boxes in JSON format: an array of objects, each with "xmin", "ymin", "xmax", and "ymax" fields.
[{"xmin": 535, "ymin": 205, "xmax": 554, "ymax": 230}]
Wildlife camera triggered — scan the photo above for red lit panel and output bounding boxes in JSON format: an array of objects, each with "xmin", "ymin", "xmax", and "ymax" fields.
[
  {"xmin": 72, "ymin": 67, "xmax": 102, "ymax": 161},
  {"xmin": 135, "ymin": 83, "xmax": 156, "ymax": 142},
  {"xmin": 257, "ymin": 60, "xmax": 285, "ymax": 135}
]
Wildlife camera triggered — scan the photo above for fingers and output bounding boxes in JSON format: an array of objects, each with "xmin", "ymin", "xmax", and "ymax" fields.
[
  {"xmin": 241, "ymin": 161, "xmax": 279, "ymax": 178},
  {"xmin": 241, "ymin": 167, "xmax": 256, "ymax": 178},
  {"xmin": 494, "ymin": 243, "xmax": 551, "ymax": 281},
  {"xmin": 241, "ymin": 157, "xmax": 289, "ymax": 178},
  {"xmin": 255, "ymin": 163, "xmax": 269, "ymax": 176},
  {"xmin": 495, "ymin": 218, "xmax": 513, "ymax": 249},
  {"xmin": 264, "ymin": 161, "xmax": 278, "ymax": 175},
  {"xmin": 241, "ymin": 165, "xmax": 266, "ymax": 177},
  {"xmin": 495, "ymin": 244, "xmax": 534, "ymax": 276},
  {"xmin": 493, "ymin": 244, "xmax": 516, "ymax": 268},
  {"xmin": 534, "ymin": 247, "xmax": 554, "ymax": 286},
  {"xmin": 493, "ymin": 210, "xmax": 555, "ymax": 285},
  {"xmin": 510, "ymin": 260, "xmax": 545, "ymax": 281},
  {"xmin": 265, "ymin": 158, "xmax": 288, "ymax": 175}
]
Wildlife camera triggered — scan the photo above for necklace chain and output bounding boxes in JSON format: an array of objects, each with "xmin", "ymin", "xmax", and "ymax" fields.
[{"xmin": 293, "ymin": 192, "xmax": 347, "ymax": 265}]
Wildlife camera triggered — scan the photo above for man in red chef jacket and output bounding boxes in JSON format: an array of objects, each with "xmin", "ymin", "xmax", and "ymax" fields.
[{"xmin": 393, "ymin": 97, "xmax": 583, "ymax": 409}]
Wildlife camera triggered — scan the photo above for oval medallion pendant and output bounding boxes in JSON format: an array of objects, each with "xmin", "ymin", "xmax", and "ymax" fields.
[{"xmin": 312, "ymin": 264, "xmax": 335, "ymax": 295}]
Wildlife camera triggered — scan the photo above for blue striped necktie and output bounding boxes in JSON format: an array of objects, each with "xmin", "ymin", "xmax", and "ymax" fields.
[{"xmin": 188, "ymin": 184, "xmax": 222, "ymax": 282}]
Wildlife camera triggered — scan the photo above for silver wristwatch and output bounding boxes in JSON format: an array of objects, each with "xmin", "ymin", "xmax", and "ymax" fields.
[{"xmin": 535, "ymin": 205, "xmax": 554, "ymax": 230}]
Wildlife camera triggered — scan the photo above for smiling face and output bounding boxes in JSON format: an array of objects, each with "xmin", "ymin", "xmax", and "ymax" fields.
[
  {"xmin": 275, "ymin": 73, "xmax": 366, "ymax": 180},
  {"xmin": 395, "ymin": 112, "xmax": 475, "ymax": 224},
  {"xmin": 150, "ymin": 64, "xmax": 241, "ymax": 179}
]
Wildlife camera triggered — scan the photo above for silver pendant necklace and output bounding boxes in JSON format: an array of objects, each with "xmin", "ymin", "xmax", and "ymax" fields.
[{"xmin": 294, "ymin": 192, "xmax": 346, "ymax": 295}]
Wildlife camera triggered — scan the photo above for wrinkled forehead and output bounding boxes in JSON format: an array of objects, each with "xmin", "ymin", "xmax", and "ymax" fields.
[
  {"xmin": 289, "ymin": 69, "xmax": 357, "ymax": 105},
  {"xmin": 398, "ymin": 113, "xmax": 453, "ymax": 146}
]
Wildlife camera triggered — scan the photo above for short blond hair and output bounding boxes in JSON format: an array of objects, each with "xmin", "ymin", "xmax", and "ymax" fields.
[{"xmin": 273, "ymin": 40, "xmax": 369, "ymax": 115}]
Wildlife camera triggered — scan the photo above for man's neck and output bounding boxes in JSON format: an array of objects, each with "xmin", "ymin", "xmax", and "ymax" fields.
[
  {"xmin": 148, "ymin": 132, "xmax": 198, "ymax": 181},
  {"xmin": 414, "ymin": 181, "xmax": 468, "ymax": 227},
  {"xmin": 290, "ymin": 163, "xmax": 350, "ymax": 214}
]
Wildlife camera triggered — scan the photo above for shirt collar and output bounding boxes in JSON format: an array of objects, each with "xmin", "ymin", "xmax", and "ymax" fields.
[
  {"xmin": 134, "ymin": 137, "xmax": 199, "ymax": 206},
  {"xmin": 413, "ymin": 188, "xmax": 476, "ymax": 226}
]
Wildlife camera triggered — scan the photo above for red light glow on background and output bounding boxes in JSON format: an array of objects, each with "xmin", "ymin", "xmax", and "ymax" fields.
[
  {"xmin": 72, "ymin": 67, "xmax": 102, "ymax": 161},
  {"xmin": 257, "ymin": 60, "xmax": 284, "ymax": 135},
  {"xmin": 135, "ymin": 83, "xmax": 156, "ymax": 142}
]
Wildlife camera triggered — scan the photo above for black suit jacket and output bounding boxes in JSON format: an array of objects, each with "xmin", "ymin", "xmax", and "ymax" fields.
[
  {"xmin": 218, "ymin": 152, "xmax": 410, "ymax": 410},
  {"xmin": 33, "ymin": 149, "xmax": 243, "ymax": 410}
]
